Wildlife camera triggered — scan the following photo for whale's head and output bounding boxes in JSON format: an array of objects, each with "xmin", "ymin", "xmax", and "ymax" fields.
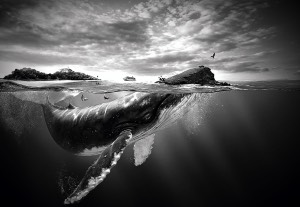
[
  {"xmin": 108, "ymin": 92, "xmax": 171, "ymax": 131},
  {"xmin": 103, "ymin": 92, "xmax": 197, "ymax": 139}
]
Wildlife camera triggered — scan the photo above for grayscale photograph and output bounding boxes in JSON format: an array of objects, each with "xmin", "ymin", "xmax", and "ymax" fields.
[{"xmin": 0, "ymin": 0, "xmax": 299, "ymax": 206}]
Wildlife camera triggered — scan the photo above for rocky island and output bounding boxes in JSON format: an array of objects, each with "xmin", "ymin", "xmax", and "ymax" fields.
[
  {"xmin": 3, "ymin": 67, "xmax": 98, "ymax": 80},
  {"xmin": 156, "ymin": 65, "xmax": 229, "ymax": 86}
]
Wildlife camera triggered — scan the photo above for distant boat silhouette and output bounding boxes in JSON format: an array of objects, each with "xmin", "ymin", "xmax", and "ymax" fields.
[
  {"xmin": 211, "ymin": 52, "xmax": 215, "ymax": 59},
  {"xmin": 104, "ymin": 95, "xmax": 109, "ymax": 100},
  {"xmin": 123, "ymin": 76, "xmax": 136, "ymax": 81}
]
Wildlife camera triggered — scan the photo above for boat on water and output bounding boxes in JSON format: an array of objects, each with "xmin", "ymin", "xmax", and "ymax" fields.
[{"xmin": 123, "ymin": 76, "xmax": 136, "ymax": 81}]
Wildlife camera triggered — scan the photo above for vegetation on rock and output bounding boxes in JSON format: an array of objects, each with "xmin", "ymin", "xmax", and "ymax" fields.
[{"xmin": 4, "ymin": 68, "xmax": 98, "ymax": 80}]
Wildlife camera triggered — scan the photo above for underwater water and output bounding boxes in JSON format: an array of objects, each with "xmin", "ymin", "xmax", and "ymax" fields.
[{"xmin": 0, "ymin": 80, "xmax": 299, "ymax": 207}]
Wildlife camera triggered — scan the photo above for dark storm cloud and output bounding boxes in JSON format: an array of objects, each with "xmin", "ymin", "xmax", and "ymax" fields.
[
  {"xmin": 0, "ymin": 1, "xmax": 51, "ymax": 47},
  {"xmin": 0, "ymin": 27, "xmax": 57, "ymax": 48},
  {"xmin": 0, "ymin": 50, "xmax": 91, "ymax": 66},
  {"xmin": 0, "ymin": 0, "xmax": 149, "ymax": 50},
  {"xmin": 189, "ymin": 11, "xmax": 201, "ymax": 20},
  {"xmin": 0, "ymin": 0, "xmax": 39, "ymax": 23},
  {"xmin": 38, "ymin": 20, "xmax": 150, "ymax": 48},
  {"xmin": 0, "ymin": 20, "xmax": 149, "ymax": 49}
]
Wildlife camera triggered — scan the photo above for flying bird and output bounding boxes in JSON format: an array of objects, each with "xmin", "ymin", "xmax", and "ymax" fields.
[{"xmin": 211, "ymin": 52, "xmax": 215, "ymax": 59}]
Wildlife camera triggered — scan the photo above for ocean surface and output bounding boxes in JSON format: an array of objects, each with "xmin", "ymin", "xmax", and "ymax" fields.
[{"xmin": 0, "ymin": 79, "xmax": 299, "ymax": 207}]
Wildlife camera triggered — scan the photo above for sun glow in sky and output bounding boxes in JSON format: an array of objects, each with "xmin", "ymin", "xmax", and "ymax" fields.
[{"xmin": 0, "ymin": 0, "xmax": 299, "ymax": 82}]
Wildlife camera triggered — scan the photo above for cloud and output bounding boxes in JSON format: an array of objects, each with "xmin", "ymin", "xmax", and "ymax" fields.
[
  {"xmin": 133, "ymin": 52, "xmax": 195, "ymax": 64},
  {"xmin": 0, "ymin": 50, "xmax": 92, "ymax": 66},
  {"xmin": 0, "ymin": 0, "xmax": 292, "ymax": 80},
  {"xmin": 223, "ymin": 62, "xmax": 270, "ymax": 73},
  {"xmin": 0, "ymin": 2, "xmax": 150, "ymax": 48},
  {"xmin": 0, "ymin": 27, "xmax": 56, "ymax": 48},
  {"xmin": 130, "ymin": 0, "xmax": 173, "ymax": 19}
]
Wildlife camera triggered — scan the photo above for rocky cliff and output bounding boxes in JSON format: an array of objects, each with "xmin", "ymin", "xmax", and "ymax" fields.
[{"xmin": 157, "ymin": 65, "xmax": 229, "ymax": 86}]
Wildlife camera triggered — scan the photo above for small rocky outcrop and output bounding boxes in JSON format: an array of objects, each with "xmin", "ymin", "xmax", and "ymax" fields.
[{"xmin": 156, "ymin": 65, "xmax": 229, "ymax": 86}]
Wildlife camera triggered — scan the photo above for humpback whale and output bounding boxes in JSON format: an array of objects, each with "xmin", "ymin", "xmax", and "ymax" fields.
[{"xmin": 42, "ymin": 92, "xmax": 200, "ymax": 204}]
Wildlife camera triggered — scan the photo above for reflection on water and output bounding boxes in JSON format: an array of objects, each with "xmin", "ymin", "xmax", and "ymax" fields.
[{"xmin": 0, "ymin": 80, "xmax": 299, "ymax": 206}]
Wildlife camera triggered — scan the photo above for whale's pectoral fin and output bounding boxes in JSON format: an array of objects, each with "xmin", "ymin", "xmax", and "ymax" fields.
[
  {"xmin": 64, "ymin": 130, "xmax": 133, "ymax": 204},
  {"xmin": 133, "ymin": 134, "xmax": 155, "ymax": 166}
]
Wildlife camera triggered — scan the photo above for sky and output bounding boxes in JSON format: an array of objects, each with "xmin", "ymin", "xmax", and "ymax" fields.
[{"xmin": 0, "ymin": 0, "xmax": 299, "ymax": 82}]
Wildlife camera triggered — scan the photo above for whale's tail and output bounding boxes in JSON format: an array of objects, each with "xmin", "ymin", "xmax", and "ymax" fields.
[
  {"xmin": 44, "ymin": 96, "xmax": 65, "ymax": 110},
  {"xmin": 44, "ymin": 96, "xmax": 77, "ymax": 111},
  {"xmin": 42, "ymin": 96, "xmax": 60, "ymax": 125}
]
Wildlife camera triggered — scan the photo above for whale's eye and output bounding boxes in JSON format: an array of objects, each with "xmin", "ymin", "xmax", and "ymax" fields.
[{"xmin": 144, "ymin": 112, "xmax": 151, "ymax": 120}]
